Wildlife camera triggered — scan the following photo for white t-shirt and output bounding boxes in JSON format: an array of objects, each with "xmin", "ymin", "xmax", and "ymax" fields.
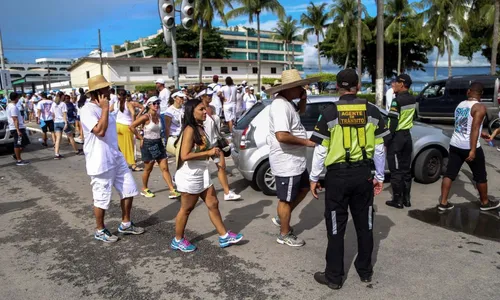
[
  {"xmin": 209, "ymin": 84, "xmax": 223, "ymax": 111},
  {"xmin": 268, "ymin": 97, "xmax": 307, "ymax": 177},
  {"xmin": 37, "ymin": 99, "xmax": 54, "ymax": 121},
  {"xmin": 109, "ymin": 94, "xmax": 118, "ymax": 109},
  {"xmin": 243, "ymin": 93, "xmax": 257, "ymax": 110},
  {"xmin": 80, "ymin": 102, "xmax": 123, "ymax": 176},
  {"xmin": 159, "ymin": 88, "xmax": 171, "ymax": 114},
  {"xmin": 51, "ymin": 102, "xmax": 67, "ymax": 123},
  {"xmin": 165, "ymin": 105, "xmax": 184, "ymax": 136},
  {"xmin": 7, "ymin": 103, "xmax": 25, "ymax": 130},
  {"xmin": 221, "ymin": 85, "xmax": 237, "ymax": 106},
  {"xmin": 385, "ymin": 88, "xmax": 395, "ymax": 111}
]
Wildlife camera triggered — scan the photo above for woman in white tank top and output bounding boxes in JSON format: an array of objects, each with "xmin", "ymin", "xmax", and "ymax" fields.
[{"xmin": 130, "ymin": 96, "xmax": 180, "ymax": 199}]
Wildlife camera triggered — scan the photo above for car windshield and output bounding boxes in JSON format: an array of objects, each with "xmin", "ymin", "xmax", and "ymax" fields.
[{"xmin": 235, "ymin": 100, "xmax": 271, "ymax": 130}]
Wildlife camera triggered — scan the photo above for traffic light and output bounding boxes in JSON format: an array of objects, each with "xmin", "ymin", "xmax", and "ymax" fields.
[
  {"xmin": 181, "ymin": 0, "xmax": 194, "ymax": 30},
  {"xmin": 158, "ymin": 0, "xmax": 175, "ymax": 29}
]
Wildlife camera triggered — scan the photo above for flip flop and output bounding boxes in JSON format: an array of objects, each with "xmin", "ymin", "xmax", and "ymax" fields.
[{"xmin": 130, "ymin": 166, "xmax": 143, "ymax": 172}]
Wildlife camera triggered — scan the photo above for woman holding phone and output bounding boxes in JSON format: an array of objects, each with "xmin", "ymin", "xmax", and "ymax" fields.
[{"xmin": 171, "ymin": 99, "xmax": 243, "ymax": 252}]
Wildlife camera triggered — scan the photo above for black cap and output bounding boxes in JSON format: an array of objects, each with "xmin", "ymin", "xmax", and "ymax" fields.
[
  {"xmin": 337, "ymin": 69, "xmax": 359, "ymax": 89},
  {"xmin": 396, "ymin": 74, "xmax": 412, "ymax": 85}
]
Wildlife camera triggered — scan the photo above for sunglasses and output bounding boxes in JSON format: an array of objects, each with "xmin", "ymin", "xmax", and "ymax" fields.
[{"xmin": 150, "ymin": 101, "xmax": 161, "ymax": 106}]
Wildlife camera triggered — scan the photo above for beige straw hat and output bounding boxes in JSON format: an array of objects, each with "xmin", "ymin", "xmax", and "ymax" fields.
[
  {"xmin": 87, "ymin": 75, "xmax": 112, "ymax": 92},
  {"xmin": 265, "ymin": 69, "xmax": 320, "ymax": 95}
]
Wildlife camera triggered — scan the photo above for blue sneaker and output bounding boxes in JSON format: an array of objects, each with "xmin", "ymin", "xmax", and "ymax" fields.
[
  {"xmin": 118, "ymin": 222, "xmax": 145, "ymax": 235},
  {"xmin": 171, "ymin": 237, "xmax": 196, "ymax": 252},
  {"xmin": 219, "ymin": 231, "xmax": 243, "ymax": 248},
  {"xmin": 94, "ymin": 228, "xmax": 119, "ymax": 243}
]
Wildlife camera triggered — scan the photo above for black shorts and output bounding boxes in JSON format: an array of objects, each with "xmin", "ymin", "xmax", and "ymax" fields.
[
  {"xmin": 41, "ymin": 120, "xmax": 54, "ymax": 133},
  {"xmin": 444, "ymin": 145, "xmax": 487, "ymax": 183},
  {"xmin": 141, "ymin": 138, "xmax": 167, "ymax": 162},
  {"xmin": 10, "ymin": 129, "xmax": 30, "ymax": 149},
  {"xmin": 275, "ymin": 170, "xmax": 309, "ymax": 202}
]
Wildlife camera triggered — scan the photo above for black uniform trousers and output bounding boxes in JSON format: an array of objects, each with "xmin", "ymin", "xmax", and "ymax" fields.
[
  {"xmin": 324, "ymin": 165, "xmax": 374, "ymax": 284},
  {"xmin": 387, "ymin": 130, "xmax": 413, "ymax": 197}
]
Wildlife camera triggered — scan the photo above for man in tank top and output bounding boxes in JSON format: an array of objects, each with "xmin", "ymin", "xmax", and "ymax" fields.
[{"xmin": 438, "ymin": 82, "xmax": 500, "ymax": 211}]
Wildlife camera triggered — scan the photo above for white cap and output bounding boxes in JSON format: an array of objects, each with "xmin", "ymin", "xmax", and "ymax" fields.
[
  {"xmin": 155, "ymin": 78, "xmax": 166, "ymax": 85},
  {"xmin": 145, "ymin": 96, "xmax": 160, "ymax": 106},
  {"xmin": 197, "ymin": 89, "xmax": 214, "ymax": 98},
  {"xmin": 249, "ymin": 86, "xmax": 255, "ymax": 90},
  {"xmin": 181, "ymin": 87, "xmax": 187, "ymax": 91},
  {"xmin": 242, "ymin": 80, "xmax": 247, "ymax": 85},
  {"xmin": 172, "ymin": 91, "xmax": 187, "ymax": 98}
]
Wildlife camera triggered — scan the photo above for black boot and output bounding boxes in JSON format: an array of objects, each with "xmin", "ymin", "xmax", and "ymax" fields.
[
  {"xmin": 386, "ymin": 194, "xmax": 404, "ymax": 209},
  {"xmin": 403, "ymin": 180, "xmax": 412, "ymax": 207}
]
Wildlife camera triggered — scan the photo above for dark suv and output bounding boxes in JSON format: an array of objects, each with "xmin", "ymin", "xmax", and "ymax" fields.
[{"xmin": 416, "ymin": 75, "xmax": 499, "ymax": 131}]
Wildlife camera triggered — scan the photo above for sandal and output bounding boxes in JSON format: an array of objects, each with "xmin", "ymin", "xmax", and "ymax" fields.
[{"xmin": 130, "ymin": 165, "xmax": 143, "ymax": 172}]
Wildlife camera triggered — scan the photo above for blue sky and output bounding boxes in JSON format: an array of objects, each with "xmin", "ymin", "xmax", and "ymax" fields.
[{"xmin": 1, "ymin": 0, "xmax": 487, "ymax": 67}]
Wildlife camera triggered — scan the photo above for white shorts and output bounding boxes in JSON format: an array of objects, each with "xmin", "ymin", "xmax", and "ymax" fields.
[
  {"xmin": 223, "ymin": 105, "xmax": 235, "ymax": 122},
  {"xmin": 90, "ymin": 160, "xmax": 138, "ymax": 210}
]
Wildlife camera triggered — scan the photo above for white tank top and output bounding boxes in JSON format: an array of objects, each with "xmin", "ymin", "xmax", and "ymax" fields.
[
  {"xmin": 143, "ymin": 114, "xmax": 162, "ymax": 140},
  {"xmin": 116, "ymin": 101, "xmax": 133, "ymax": 125},
  {"xmin": 450, "ymin": 100, "xmax": 483, "ymax": 149}
]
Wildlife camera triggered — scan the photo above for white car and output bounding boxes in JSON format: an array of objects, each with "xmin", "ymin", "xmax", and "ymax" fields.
[
  {"xmin": 0, "ymin": 105, "xmax": 14, "ymax": 148},
  {"xmin": 232, "ymin": 96, "xmax": 451, "ymax": 195}
]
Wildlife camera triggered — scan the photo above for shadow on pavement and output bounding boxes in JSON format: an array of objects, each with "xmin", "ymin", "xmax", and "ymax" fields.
[
  {"xmin": 294, "ymin": 196, "xmax": 323, "ymax": 236},
  {"xmin": 0, "ymin": 197, "xmax": 41, "ymax": 216},
  {"xmin": 135, "ymin": 200, "xmax": 183, "ymax": 228}
]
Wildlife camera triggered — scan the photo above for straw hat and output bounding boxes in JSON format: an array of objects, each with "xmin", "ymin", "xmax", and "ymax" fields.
[
  {"xmin": 87, "ymin": 75, "xmax": 112, "ymax": 92},
  {"xmin": 265, "ymin": 69, "xmax": 319, "ymax": 95}
]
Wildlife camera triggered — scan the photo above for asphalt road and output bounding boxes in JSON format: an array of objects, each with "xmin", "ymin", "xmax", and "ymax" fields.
[{"xmin": 0, "ymin": 123, "xmax": 499, "ymax": 300}]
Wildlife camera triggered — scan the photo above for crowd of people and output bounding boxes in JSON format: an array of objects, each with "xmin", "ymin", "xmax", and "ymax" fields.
[{"xmin": 5, "ymin": 67, "xmax": 500, "ymax": 291}]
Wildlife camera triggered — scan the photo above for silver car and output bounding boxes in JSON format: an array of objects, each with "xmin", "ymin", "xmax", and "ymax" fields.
[
  {"xmin": 231, "ymin": 96, "xmax": 451, "ymax": 196},
  {"xmin": 0, "ymin": 105, "xmax": 14, "ymax": 148}
]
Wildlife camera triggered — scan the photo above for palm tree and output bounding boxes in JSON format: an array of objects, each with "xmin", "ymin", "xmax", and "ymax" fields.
[
  {"xmin": 193, "ymin": 0, "xmax": 232, "ymax": 83},
  {"xmin": 300, "ymin": 2, "xmax": 329, "ymax": 73},
  {"xmin": 272, "ymin": 16, "xmax": 301, "ymax": 69},
  {"xmin": 473, "ymin": 0, "xmax": 500, "ymax": 74},
  {"xmin": 329, "ymin": 0, "xmax": 369, "ymax": 69},
  {"xmin": 227, "ymin": 0, "xmax": 285, "ymax": 90},
  {"xmin": 385, "ymin": 0, "xmax": 417, "ymax": 75},
  {"xmin": 357, "ymin": 0, "xmax": 362, "ymax": 76},
  {"xmin": 376, "ymin": 0, "xmax": 384, "ymax": 107},
  {"xmin": 423, "ymin": 0, "xmax": 468, "ymax": 77}
]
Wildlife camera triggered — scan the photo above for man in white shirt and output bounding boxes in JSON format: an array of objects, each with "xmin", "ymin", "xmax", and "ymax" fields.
[
  {"xmin": 235, "ymin": 85, "xmax": 245, "ymax": 119},
  {"xmin": 208, "ymin": 75, "xmax": 223, "ymax": 117},
  {"xmin": 36, "ymin": 92, "xmax": 56, "ymax": 147},
  {"xmin": 385, "ymin": 81, "xmax": 396, "ymax": 111},
  {"xmin": 243, "ymin": 86, "xmax": 257, "ymax": 111},
  {"xmin": 156, "ymin": 78, "xmax": 171, "ymax": 143},
  {"xmin": 109, "ymin": 88, "xmax": 118, "ymax": 111},
  {"xmin": 221, "ymin": 76, "xmax": 237, "ymax": 133},
  {"xmin": 7, "ymin": 92, "xmax": 30, "ymax": 165},
  {"xmin": 267, "ymin": 70, "xmax": 317, "ymax": 247},
  {"xmin": 80, "ymin": 75, "xmax": 144, "ymax": 243}
]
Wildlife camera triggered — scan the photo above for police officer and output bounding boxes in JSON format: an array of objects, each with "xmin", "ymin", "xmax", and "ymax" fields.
[
  {"xmin": 385, "ymin": 74, "xmax": 416, "ymax": 209},
  {"xmin": 309, "ymin": 69, "xmax": 390, "ymax": 289}
]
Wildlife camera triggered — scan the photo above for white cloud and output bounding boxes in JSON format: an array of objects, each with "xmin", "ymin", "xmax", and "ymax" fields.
[{"xmin": 426, "ymin": 38, "xmax": 490, "ymax": 67}]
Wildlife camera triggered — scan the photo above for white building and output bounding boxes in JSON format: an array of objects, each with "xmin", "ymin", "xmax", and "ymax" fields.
[
  {"xmin": 8, "ymin": 58, "xmax": 74, "ymax": 92},
  {"xmin": 111, "ymin": 26, "xmax": 304, "ymax": 71},
  {"xmin": 68, "ymin": 57, "xmax": 287, "ymax": 90}
]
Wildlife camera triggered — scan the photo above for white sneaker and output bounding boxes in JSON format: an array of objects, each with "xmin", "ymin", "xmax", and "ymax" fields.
[{"xmin": 224, "ymin": 191, "xmax": 241, "ymax": 201}]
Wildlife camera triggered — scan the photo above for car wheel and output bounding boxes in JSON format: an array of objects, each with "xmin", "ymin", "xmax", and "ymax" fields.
[
  {"xmin": 255, "ymin": 160, "xmax": 277, "ymax": 196},
  {"xmin": 413, "ymin": 148, "xmax": 443, "ymax": 184},
  {"xmin": 488, "ymin": 118, "xmax": 500, "ymax": 140}
]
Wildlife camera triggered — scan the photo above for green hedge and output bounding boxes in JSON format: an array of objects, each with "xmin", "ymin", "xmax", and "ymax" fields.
[
  {"xmin": 357, "ymin": 94, "xmax": 376, "ymax": 104},
  {"xmin": 262, "ymin": 77, "xmax": 279, "ymax": 85},
  {"xmin": 134, "ymin": 84, "xmax": 157, "ymax": 92},
  {"xmin": 306, "ymin": 72, "xmax": 337, "ymax": 82}
]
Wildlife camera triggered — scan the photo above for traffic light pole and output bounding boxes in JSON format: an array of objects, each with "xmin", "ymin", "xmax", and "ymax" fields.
[{"xmin": 171, "ymin": 26, "xmax": 180, "ymax": 89}]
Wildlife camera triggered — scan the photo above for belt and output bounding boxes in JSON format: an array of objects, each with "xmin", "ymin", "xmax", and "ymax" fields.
[
  {"xmin": 327, "ymin": 159, "xmax": 373, "ymax": 171},
  {"xmin": 395, "ymin": 129, "xmax": 411, "ymax": 133}
]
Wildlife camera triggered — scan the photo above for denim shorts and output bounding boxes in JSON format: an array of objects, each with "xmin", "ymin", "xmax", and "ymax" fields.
[
  {"xmin": 54, "ymin": 122, "xmax": 65, "ymax": 132},
  {"xmin": 141, "ymin": 138, "xmax": 167, "ymax": 162}
]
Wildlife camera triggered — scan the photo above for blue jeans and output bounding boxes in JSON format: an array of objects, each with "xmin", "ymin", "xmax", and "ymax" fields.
[{"xmin": 160, "ymin": 113, "xmax": 167, "ymax": 143}]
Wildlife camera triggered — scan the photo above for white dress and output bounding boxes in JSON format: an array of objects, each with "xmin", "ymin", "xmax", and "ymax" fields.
[{"xmin": 174, "ymin": 132, "xmax": 213, "ymax": 194}]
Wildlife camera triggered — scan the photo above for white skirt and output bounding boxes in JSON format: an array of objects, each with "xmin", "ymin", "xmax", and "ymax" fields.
[{"xmin": 174, "ymin": 159, "xmax": 212, "ymax": 194}]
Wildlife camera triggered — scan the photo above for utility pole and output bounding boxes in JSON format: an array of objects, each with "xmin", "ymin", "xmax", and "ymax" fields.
[
  {"xmin": 375, "ymin": 0, "xmax": 384, "ymax": 108},
  {"xmin": 0, "ymin": 29, "xmax": 5, "ymax": 70},
  {"xmin": 98, "ymin": 29, "xmax": 103, "ymax": 75},
  {"xmin": 171, "ymin": 27, "xmax": 179, "ymax": 88},
  {"xmin": 47, "ymin": 62, "xmax": 52, "ymax": 90}
]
